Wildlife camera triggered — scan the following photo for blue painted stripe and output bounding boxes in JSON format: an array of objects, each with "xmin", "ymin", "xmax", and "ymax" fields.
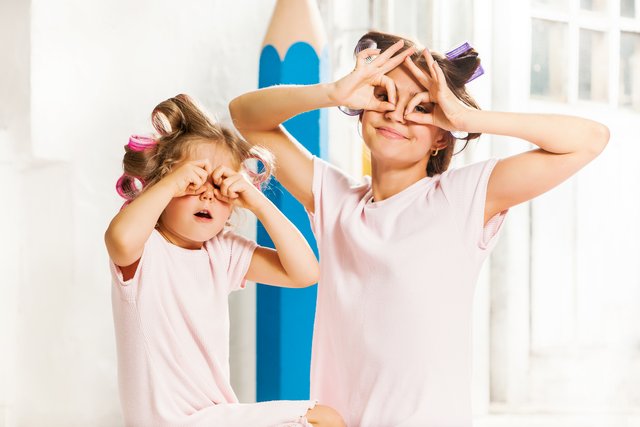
[{"xmin": 257, "ymin": 42, "xmax": 329, "ymax": 401}]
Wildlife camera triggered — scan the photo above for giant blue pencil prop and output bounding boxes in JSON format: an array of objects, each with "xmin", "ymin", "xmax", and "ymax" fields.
[{"xmin": 256, "ymin": 0, "xmax": 329, "ymax": 401}]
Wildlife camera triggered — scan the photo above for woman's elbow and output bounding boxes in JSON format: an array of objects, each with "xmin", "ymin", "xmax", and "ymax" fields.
[
  {"xmin": 292, "ymin": 263, "xmax": 320, "ymax": 288},
  {"xmin": 588, "ymin": 122, "xmax": 610, "ymax": 156},
  {"xmin": 228, "ymin": 97, "xmax": 243, "ymax": 122}
]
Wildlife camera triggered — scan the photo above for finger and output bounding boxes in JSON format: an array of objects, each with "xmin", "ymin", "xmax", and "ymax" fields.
[
  {"xmin": 195, "ymin": 185, "xmax": 208, "ymax": 195},
  {"xmin": 404, "ymin": 92, "xmax": 432, "ymax": 116},
  {"xmin": 220, "ymin": 174, "xmax": 243, "ymax": 198},
  {"xmin": 404, "ymin": 56, "xmax": 432, "ymax": 89},
  {"xmin": 211, "ymin": 165, "xmax": 234, "ymax": 186},
  {"xmin": 187, "ymin": 183, "xmax": 205, "ymax": 196},
  {"xmin": 423, "ymin": 48, "xmax": 441, "ymax": 85},
  {"xmin": 226, "ymin": 180, "xmax": 247, "ymax": 198},
  {"xmin": 194, "ymin": 167, "xmax": 209, "ymax": 184},
  {"xmin": 423, "ymin": 47, "xmax": 436, "ymax": 74},
  {"xmin": 433, "ymin": 61, "xmax": 447, "ymax": 86},
  {"xmin": 356, "ymin": 48, "xmax": 381, "ymax": 66},
  {"xmin": 378, "ymin": 47, "xmax": 416, "ymax": 75},
  {"xmin": 376, "ymin": 40, "xmax": 405, "ymax": 63},
  {"xmin": 213, "ymin": 188, "xmax": 232, "ymax": 204},
  {"xmin": 192, "ymin": 159, "xmax": 213, "ymax": 175},
  {"xmin": 404, "ymin": 112, "xmax": 435, "ymax": 125},
  {"xmin": 379, "ymin": 74, "xmax": 397, "ymax": 106}
]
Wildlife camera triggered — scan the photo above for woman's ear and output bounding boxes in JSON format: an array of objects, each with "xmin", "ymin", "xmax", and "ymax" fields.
[{"xmin": 435, "ymin": 129, "xmax": 450, "ymax": 150}]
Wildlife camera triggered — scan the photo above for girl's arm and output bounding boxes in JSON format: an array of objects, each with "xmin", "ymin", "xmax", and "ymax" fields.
[
  {"xmin": 212, "ymin": 166, "xmax": 319, "ymax": 288},
  {"xmin": 229, "ymin": 40, "xmax": 414, "ymax": 213},
  {"xmin": 403, "ymin": 51, "xmax": 610, "ymax": 224},
  {"xmin": 104, "ymin": 160, "xmax": 212, "ymax": 268}
]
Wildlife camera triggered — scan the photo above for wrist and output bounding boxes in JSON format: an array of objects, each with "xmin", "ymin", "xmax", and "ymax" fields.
[
  {"xmin": 249, "ymin": 195, "xmax": 276, "ymax": 218},
  {"xmin": 324, "ymin": 82, "xmax": 342, "ymax": 106},
  {"xmin": 154, "ymin": 178, "xmax": 180, "ymax": 198}
]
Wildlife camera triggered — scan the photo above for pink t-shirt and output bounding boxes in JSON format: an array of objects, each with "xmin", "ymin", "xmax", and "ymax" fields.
[
  {"xmin": 307, "ymin": 157, "xmax": 508, "ymax": 427},
  {"xmin": 110, "ymin": 229, "xmax": 315, "ymax": 427}
]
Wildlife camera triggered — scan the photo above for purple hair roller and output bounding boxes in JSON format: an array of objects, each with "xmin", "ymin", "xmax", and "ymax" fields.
[{"xmin": 445, "ymin": 42, "xmax": 484, "ymax": 83}]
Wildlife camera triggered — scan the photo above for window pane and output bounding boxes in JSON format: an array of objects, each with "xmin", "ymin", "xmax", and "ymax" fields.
[
  {"xmin": 620, "ymin": 32, "xmax": 640, "ymax": 109},
  {"xmin": 578, "ymin": 29, "xmax": 608, "ymax": 101},
  {"xmin": 531, "ymin": 19, "xmax": 568, "ymax": 101},
  {"xmin": 580, "ymin": 0, "xmax": 607, "ymax": 12},
  {"xmin": 621, "ymin": 0, "xmax": 636, "ymax": 17},
  {"xmin": 532, "ymin": 0, "xmax": 569, "ymax": 11}
]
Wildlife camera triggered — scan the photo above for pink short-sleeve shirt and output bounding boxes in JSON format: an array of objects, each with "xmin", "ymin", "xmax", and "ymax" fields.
[
  {"xmin": 110, "ymin": 229, "xmax": 315, "ymax": 427},
  {"xmin": 307, "ymin": 157, "xmax": 508, "ymax": 427}
]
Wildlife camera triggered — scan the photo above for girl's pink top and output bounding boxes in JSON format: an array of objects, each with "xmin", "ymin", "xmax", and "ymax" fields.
[
  {"xmin": 110, "ymin": 229, "xmax": 315, "ymax": 427},
  {"xmin": 307, "ymin": 157, "xmax": 508, "ymax": 427}
]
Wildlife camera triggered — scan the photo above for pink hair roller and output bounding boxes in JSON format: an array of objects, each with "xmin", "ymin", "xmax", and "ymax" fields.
[
  {"xmin": 116, "ymin": 174, "xmax": 145, "ymax": 200},
  {"xmin": 127, "ymin": 135, "xmax": 157, "ymax": 151},
  {"xmin": 244, "ymin": 155, "xmax": 270, "ymax": 190}
]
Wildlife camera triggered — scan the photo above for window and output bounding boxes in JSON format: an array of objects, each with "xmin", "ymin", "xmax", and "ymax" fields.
[
  {"xmin": 531, "ymin": 19, "xmax": 569, "ymax": 101},
  {"xmin": 578, "ymin": 29, "xmax": 608, "ymax": 101},
  {"xmin": 620, "ymin": 31, "xmax": 640, "ymax": 108}
]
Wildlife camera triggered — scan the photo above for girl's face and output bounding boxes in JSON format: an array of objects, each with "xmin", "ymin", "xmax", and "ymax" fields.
[
  {"xmin": 158, "ymin": 142, "xmax": 236, "ymax": 250},
  {"xmin": 361, "ymin": 65, "xmax": 445, "ymax": 172}
]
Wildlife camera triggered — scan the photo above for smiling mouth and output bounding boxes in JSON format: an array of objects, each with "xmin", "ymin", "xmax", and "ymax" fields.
[
  {"xmin": 376, "ymin": 127, "xmax": 406, "ymax": 139},
  {"xmin": 194, "ymin": 210, "xmax": 212, "ymax": 219}
]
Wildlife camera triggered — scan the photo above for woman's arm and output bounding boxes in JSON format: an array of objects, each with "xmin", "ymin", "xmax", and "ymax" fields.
[
  {"xmin": 212, "ymin": 166, "xmax": 319, "ymax": 288},
  {"xmin": 463, "ymin": 111, "xmax": 609, "ymax": 223},
  {"xmin": 229, "ymin": 84, "xmax": 332, "ymax": 212},
  {"xmin": 229, "ymin": 40, "xmax": 414, "ymax": 213},
  {"xmin": 403, "ymin": 50, "xmax": 610, "ymax": 224}
]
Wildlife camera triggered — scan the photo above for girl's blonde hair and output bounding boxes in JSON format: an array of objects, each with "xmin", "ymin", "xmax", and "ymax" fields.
[{"xmin": 117, "ymin": 94, "xmax": 274, "ymax": 200}]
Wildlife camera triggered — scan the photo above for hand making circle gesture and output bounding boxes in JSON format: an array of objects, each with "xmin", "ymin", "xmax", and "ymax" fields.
[
  {"xmin": 330, "ymin": 40, "xmax": 416, "ymax": 113},
  {"xmin": 402, "ymin": 48, "xmax": 474, "ymax": 132}
]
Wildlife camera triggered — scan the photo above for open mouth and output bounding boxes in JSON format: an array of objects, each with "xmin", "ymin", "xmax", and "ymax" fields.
[{"xmin": 194, "ymin": 210, "xmax": 212, "ymax": 219}]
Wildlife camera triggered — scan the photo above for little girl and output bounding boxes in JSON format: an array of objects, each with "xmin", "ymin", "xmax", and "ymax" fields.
[
  {"xmin": 229, "ymin": 31, "xmax": 610, "ymax": 426},
  {"xmin": 105, "ymin": 94, "xmax": 344, "ymax": 427}
]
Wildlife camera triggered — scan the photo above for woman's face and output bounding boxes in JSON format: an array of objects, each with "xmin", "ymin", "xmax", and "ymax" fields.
[
  {"xmin": 158, "ymin": 142, "xmax": 236, "ymax": 249},
  {"xmin": 361, "ymin": 65, "xmax": 445, "ymax": 171}
]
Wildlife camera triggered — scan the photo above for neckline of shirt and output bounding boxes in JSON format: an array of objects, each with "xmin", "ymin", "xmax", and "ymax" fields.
[
  {"xmin": 152, "ymin": 229, "xmax": 209, "ymax": 255},
  {"xmin": 363, "ymin": 175, "xmax": 435, "ymax": 209}
]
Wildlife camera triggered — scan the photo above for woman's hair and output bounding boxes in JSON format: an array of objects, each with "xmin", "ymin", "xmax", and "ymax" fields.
[
  {"xmin": 117, "ymin": 94, "xmax": 273, "ymax": 200},
  {"xmin": 356, "ymin": 31, "xmax": 482, "ymax": 176}
]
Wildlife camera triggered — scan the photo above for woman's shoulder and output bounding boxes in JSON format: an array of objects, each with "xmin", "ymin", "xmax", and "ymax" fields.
[{"xmin": 312, "ymin": 156, "xmax": 371, "ymax": 194}]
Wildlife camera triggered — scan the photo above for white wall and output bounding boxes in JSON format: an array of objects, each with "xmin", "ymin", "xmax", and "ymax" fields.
[{"xmin": 1, "ymin": 1, "xmax": 274, "ymax": 425}]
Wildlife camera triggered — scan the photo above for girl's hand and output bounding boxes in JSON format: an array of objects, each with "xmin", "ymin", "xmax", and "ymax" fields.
[
  {"xmin": 329, "ymin": 40, "xmax": 415, "ymax": 112},
  {"xmin": 402, "ymin": 49, "xmax": 474, "ymax": 131},
  {"xmin": 162, "ymin": 159, "xmax": 212, "ymax": 197},
  {"xmin": 211, "ymin": 166, "xmax": 265, "ymax": 211}
]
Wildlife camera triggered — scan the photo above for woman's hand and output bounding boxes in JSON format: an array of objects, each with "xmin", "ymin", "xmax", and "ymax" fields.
[
  {"xmin": 162, "ymin": 160, "xmax": 213, "ymax": 197},
  {"xmin": 211, "ymin": 165, "xmax": 265, "ymax": 211},
  {"xmin": 402, "ymin": 49, "xmax": 474, "ymax": 131},
  {"xmin": 329, "ymin": 40, "xmax": 415, "ymax": 112}
]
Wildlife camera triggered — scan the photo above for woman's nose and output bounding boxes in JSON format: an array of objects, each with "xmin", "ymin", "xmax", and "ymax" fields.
[{"xmin": 384, "ymin": 100, "xmax": 407, "ymax": 123}]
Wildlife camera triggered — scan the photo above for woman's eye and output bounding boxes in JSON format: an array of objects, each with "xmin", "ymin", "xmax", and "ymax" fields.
[
  {"xmin": 414, "ymin": 103, "xmax": 433, "ymax": 114},
  {"xmin": 375, "ymin": 92, "xmax": 388, "ymax": 101}
]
